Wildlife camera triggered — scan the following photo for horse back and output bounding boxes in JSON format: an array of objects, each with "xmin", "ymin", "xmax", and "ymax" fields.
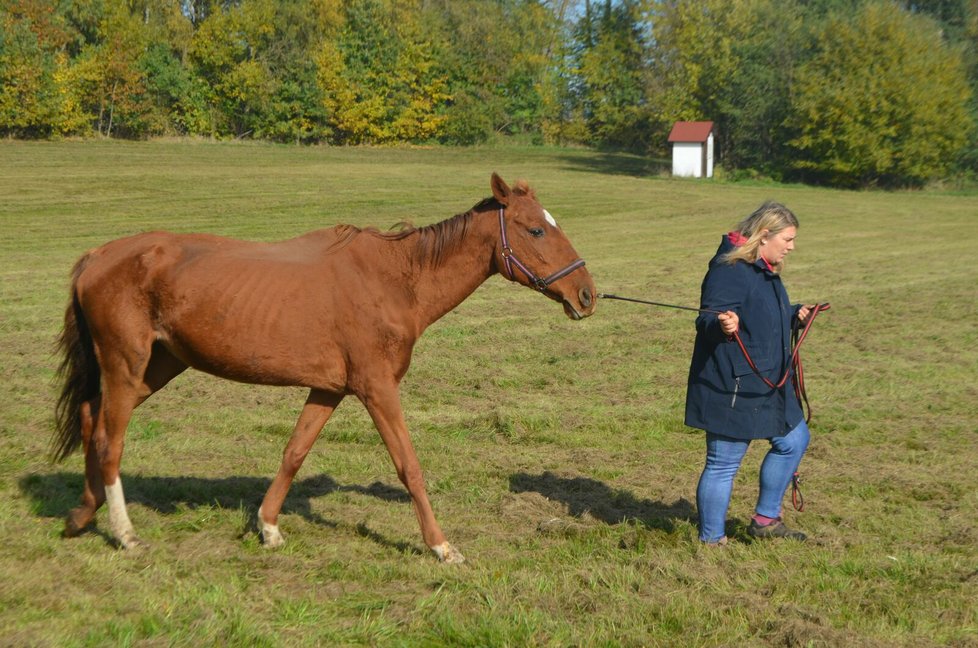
[
  {"xmin": 72, "ymin": 228, "xmax": 414, "ymax": 390},
  {"xmin": 75, "ymin": 227, "xmax": 360, "ymax": 294}
]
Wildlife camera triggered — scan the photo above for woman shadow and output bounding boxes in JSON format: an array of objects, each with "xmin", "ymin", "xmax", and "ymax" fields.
[{"xmin": 509, "ymin": 471, "xmax": 694, "ymax": 533}]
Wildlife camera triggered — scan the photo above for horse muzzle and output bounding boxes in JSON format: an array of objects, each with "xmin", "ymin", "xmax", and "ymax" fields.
[{"xmin": 563, "ymin": 286, "xmax": 596, "ymax": 321}]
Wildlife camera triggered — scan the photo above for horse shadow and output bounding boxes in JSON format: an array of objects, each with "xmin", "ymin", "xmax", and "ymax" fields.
[
  {"xmin": 508, "ymin": 471, "xmax": 694, "ymax": 533},
  {"xmin": 19, "ymin": 471, "xmax": 417, "ymax": 553}
]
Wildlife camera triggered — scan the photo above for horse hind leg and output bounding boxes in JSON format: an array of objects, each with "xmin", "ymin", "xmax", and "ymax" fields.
[
  {"xmin": 108, "ymin": 344, "xmax": 187, "ymax": 548},
  {"xmin": 64, "ymin": 397, "xmax": 104, "ymax": 536},
  {"xmin": 259, "ymin": 389, "xmax": 343, "ymax": 548},
  {"xmin": 90, "ymin": 375, "xmax": 144, "ymax": 548},
  {"xmin": 76, "ymin": 342, "xmax": 186, "ymax": 547}
]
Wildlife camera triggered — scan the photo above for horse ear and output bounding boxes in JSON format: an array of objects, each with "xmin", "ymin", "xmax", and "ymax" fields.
[{"xmin": 490, "ymin": 173, "xmax": 510, "ymax": 206}]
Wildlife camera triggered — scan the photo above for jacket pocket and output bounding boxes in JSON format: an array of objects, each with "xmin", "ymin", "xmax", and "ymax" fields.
[
  {"xmin": 732, "ymin": 351, "xmax": 773, "ymax": 378},
  {"xmin": 731, "ymin": 347, "xmax": 778, "ymax": 394}
]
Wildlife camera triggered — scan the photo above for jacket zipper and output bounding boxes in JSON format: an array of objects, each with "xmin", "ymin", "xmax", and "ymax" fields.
[{"xmin": 731, "ymin": 377, "xmax": 740, "ymax": 408}]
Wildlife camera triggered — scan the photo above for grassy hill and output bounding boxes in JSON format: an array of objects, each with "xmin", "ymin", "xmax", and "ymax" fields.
[{"xmin": 1, "ymin": 140, "xmax": 975, "ymax": 646}]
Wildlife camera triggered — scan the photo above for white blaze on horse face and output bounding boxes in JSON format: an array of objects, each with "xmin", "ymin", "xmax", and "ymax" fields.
[{"xmin": 543, "ymin": 209, "xmax": 558, "ymax": 228}]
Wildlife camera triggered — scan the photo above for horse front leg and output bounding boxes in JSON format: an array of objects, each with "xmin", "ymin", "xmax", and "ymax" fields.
[
  {"xmin": 258, "ymin": 389, "xmax": 343, "ymax": 548},
  {"xmin": 360, "ymin": 385, "xmax": 465, "ymax": 564}
]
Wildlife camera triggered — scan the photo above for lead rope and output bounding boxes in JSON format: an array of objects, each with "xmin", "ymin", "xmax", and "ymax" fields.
[
  {"xmin": 729, "ymin": 302, "xmax": 831, "ymax": 422},
  {"xmin": 791, "ymin": 472, "xmax": 805, "ymax": 512},
  {"xmin": 598, "ymin": 294, "xmax": 830, "ymax": 512},
  {"xmin": 598, "ymin": 293, "xmax": 828, "ymax": 419}
]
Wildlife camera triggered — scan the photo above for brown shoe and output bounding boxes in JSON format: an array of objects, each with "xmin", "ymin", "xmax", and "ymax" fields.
[{"xmin": 748, "ymin": 519, "xmax": 807, "ymax": 541}]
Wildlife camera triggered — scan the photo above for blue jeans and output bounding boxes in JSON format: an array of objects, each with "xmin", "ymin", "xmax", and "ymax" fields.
[{"xmin": 696, "ymin": 420, "xmax": 810, "ymax": 543}]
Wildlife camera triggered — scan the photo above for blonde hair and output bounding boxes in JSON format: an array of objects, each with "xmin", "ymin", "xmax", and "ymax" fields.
[{"xmin": 721, "ymin": 201, "xmax": 799, "ymax": 273}]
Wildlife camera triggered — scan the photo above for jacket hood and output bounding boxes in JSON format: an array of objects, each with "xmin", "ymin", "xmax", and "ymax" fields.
[
  {"xmin": 714, "ymin": 231, "xmax": 775, "ymax": 273},
  {"xmin": 710, "ymin": 232, "xmax": 742, "ymax": 265}
]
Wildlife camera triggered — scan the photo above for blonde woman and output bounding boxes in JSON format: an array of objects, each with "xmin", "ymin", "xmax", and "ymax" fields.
[{"xmin": 685, "ymin": 201, "xmax": 817, "ymax": 546}]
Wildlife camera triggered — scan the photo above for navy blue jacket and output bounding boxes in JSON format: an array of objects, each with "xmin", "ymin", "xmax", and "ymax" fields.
[{"xmin": 684, "ymin": 235, "xmax": 804, "ymax": 440}]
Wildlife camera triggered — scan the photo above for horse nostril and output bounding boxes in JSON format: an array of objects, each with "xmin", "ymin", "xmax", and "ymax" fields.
[{"xmin": 580, "ymin": 288, "xmax": 593, "ymax": 308}]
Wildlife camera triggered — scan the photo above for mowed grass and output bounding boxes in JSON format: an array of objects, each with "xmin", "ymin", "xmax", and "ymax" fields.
[{"xmin": 1, "ymin": 140, "xmax": 976, "ymax": 647}]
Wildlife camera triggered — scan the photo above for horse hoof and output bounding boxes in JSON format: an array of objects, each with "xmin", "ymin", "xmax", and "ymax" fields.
[
  {"xmin": 64, "ymin": 508, "xmax": 93, "ymax": 537},
  {"xmin": 119, "ymin": 533, "xmax": 145, "ymax": 550},
  {"xmin": 261, "ymin": 526, "xmax": 285, "ymax": 549},
  {"xmin": 64, "ymin": 518, "xmax": 85, "ymax": 538},
  {"xmin": 433, "ymin": 541, "xmax": 465, "ymax": 564}
]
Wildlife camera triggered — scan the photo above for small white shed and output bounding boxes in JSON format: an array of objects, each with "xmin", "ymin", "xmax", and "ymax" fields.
[{"xmin": 668, "ymin": 121, "xmax": 715, "ymax": 178}]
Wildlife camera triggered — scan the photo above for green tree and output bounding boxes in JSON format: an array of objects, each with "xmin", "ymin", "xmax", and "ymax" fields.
[
  {"xmin": 709, "ymin": 0, "xmax": 806, "ymax": 175},
  {"xmin": 435, "ymin": 0, "xmax": 562, "ymax": 144},
  {"xmin": 316, "ymin": 0, "xmax": 449, "ymax": 144},
  {"xmin": 900, "ymin": 0, "xmax": 978, "ymax": 175},
  {"xmin": 567, "ymin": 0, "xmax": 651, "ymax": 150},
  {"xmin": 187, "ymin": 0, "xmax": 276, "ymax": 137},
  {"xmin": 648, "ymin": 0, "xmax": 780, "ymax": 163},
  {"xmin": 0, "ymin": 0, "xmax": 85, "ymax": 136},
  {"xmin": 89, "ymin": 4, "xmax": 153, "ymax": 137},
  {"xmin": 18, "ymin": 0, "xmax": 163, "ymax": 138},
  {"xmin": 495, "ymin": 0, "xmax": 559, "ymax": 138},
  {"xmin": 140, "ymin": 40, "xmax": 209, "ymax": 135},
  {"xmin": 959, "ymin": 3, "xmax": 978, "ymax": 174},
  {"xmin": 786, "ymin": 1, "xmax": 973, "ymax": 186},
  {"xmin": 123, "ymin": 0, "xmax": 198, "ymax": 136},
  {"xmin": 255, "ymin": 0, "xmax": 339, "ymax": 143},
  {"xmin": 433, "ymin": 0, "xmax": 508, "ymax": 144},
  {"xmin": 0, "ymin": 13, "xmax": 58, "ymax": 135},
  {"xmin": 316, "ymin": 0, "xmax": 402, "ymax": 143}
]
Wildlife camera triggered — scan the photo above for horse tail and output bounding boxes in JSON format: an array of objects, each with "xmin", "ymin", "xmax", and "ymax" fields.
[{"xmin": 52, "ymin": 255, "xmax": 100, "ymax": 462}]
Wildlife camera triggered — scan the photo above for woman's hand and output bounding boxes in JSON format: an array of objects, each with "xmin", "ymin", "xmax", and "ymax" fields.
[
  {"xmin": 718, "ymin": 310, "xmax": 739, "ymax": 336},
  {"xmin": 797, "ymin": 304, "xmax": 816, "ymax": 325}
]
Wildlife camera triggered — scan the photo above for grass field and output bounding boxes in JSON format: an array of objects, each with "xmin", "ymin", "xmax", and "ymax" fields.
[{"xmin": 1, "ymin": 140, "xmax": 976, "ymax": 647}]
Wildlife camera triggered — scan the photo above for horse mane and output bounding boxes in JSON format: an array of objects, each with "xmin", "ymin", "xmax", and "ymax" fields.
[
  {"xmin": 334, "ymin": 181, "xmax": 534, "ymax": 268},
  {"xmin": 348, "ymin": 196, "xmax": 499, "ymax": 268}
]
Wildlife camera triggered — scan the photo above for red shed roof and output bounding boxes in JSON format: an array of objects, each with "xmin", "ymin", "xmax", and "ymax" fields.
[{"xmin": 668, "ymin": 121, "xmax": 714, "ymax": 143}]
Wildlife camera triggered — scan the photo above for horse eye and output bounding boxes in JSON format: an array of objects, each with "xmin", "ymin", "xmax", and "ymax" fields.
[{"xmin": 529, "ymin": 228, "xmax": 545, "ymax": 238}]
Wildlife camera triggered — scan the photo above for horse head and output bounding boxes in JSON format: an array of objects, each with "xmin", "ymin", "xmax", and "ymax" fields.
[{"xmin": 490, "ymin": 173, "xmax": 597, "ymax": 320}]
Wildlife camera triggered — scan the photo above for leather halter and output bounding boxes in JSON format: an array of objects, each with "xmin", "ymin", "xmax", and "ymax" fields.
[{"xmin": 497, "ymin": 208, "xmax": 586, "ymax": 292}]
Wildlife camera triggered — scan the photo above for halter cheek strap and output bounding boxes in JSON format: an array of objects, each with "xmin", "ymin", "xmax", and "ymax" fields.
[{"xmin": 498, "ymin": 208, "xmax": 586, "ymax": 292}]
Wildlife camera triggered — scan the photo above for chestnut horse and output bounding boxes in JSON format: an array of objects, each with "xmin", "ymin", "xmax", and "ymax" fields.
[{"xmin": 52, "ymin": 173, "xmax": 596, "ymax": 563}]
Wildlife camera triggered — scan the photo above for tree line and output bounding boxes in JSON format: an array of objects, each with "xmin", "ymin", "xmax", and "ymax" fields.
[{"xmin": 2, "ymin": 0, "xmax": 975, "ymax": 187}]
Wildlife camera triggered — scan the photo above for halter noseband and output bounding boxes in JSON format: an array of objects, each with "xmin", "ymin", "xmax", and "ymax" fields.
[{"xmin": 497, "ymin": 208, "xmax": 586, "ymax": 292}]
